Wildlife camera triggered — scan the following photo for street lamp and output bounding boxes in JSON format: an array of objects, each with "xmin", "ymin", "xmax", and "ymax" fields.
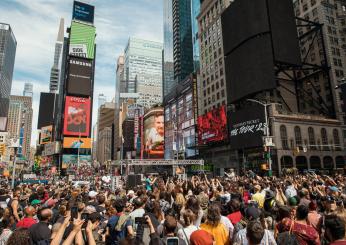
[
  {"xmin": 8, "ymin": 138, "xmax": 21, "ymax": 189},
  {"xmin": 246, "ymin": 99, "xmax": 272, "ymax": 176}
]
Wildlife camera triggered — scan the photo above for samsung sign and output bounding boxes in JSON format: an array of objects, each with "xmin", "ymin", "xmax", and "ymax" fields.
[{"xmin": 72, "ymin": 1, "xmax": 94, "ymax": 24}]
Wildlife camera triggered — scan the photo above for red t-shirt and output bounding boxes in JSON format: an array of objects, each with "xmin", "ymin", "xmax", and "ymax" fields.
[
  {"xmin": 16, "ymin": 217, "xmax": 37, "ymax": 228},
  {"xmin": 227, "ymin": 211, "xmax": 242, "ymax": 225},
  {"xmin": 330, "ymin": 241, "xmax": 346, "ymax": 245}
]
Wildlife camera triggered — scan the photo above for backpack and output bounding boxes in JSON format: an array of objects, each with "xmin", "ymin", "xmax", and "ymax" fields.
[
  {"xmin": 106, "ymin": 215, "xmax": 131, "ymax": 245},
  {"xmin": 276, "ymin": 231, "xmax": 300, "ymax": 245},
  {"xmin": 276, "ymin": 221, "xmax": 299, "ymax": 245}
]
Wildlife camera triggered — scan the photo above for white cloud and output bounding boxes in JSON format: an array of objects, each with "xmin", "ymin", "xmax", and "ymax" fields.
[{"xmin": 2, "ymin": 0, "xmax": 163, "ymax": 146}]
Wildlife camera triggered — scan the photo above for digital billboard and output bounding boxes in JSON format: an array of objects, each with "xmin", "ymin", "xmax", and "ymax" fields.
[
  {"xmin": 72, "ymin": 1, "xmax": 94, "ymax": 24},
  {"xmin": 0, "ymin": 117, "xmax": 7, "ymax": 132},
  {"xmin": 62, "ymin": 154, "xmax": 91, "ymax": 169},
  {"xmin": 67, "ymin": 57, "xmax": 92, "ymax": 96},
  {"xmin": 63, "ymin": 137, "xmax": 91, "ymax": 149},
  {"xmin": 69, "ymin": 21, "xmax": 96, "ymax": 59},
  {"xmin": 40, "ymin": 125, "xmax": 53, "ymax": 145},
  {"xmin": 63, "ymin": 96, "xmax": 91, "ymax": 137},
  {"xmin": 197, "ymin": 105, "xmax": 227, "ymax": 145},
  {"xmin": 229, "ymin": 105, "xmax": 266, "ymax": 150},
  {"xmin": 143, "ymin": 108, "xmax": 164, "ymax": 159},
  {"xmin": 37, "ymin": 93, "xmax": 58, "ymax": 129}
]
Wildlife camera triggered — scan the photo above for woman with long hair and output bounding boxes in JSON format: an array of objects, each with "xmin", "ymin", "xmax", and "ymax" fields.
[{"xmin": 200, "ymin": 203, "xmax": 230, "ymax": 245}]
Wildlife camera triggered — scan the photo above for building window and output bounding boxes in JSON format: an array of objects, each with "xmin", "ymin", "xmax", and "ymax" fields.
[
  {"xmin": 308, "ymin": 127, "xmax": 316, "ymax": 150},
  {"xmin": 321, "ymin": 128, "xmax": 329, "ymax": 150},
  {"xmin": 294, "ymin": 126, "xmax": 303, "ymax": 149},
  {"xmin": 333, "ymin": 129, "xmax": 341, "ymax": 151},
  {"xmin": 280, "ymin": 125, "xmax": 289, "ymax": 150}
]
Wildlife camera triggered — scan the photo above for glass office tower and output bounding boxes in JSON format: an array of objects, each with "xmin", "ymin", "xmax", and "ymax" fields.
[
  {"xmin": 163, "ymin": 0, "xmax": 175, "ymax": 98},
  {"xmin": 191, "ymin": 0, "xmax": 201, "ymax": 71},
  {"xmin": 124, "ymin": 37, "xmax": 163, "ymax": 108},
  {"xmin": 0, "ymin": 23, "xmax": 16, "ymax": 131}
]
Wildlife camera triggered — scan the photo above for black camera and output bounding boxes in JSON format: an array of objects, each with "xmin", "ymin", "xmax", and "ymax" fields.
[{"xmin": 135, "ymin": 217, "xmax": 147, "ymax": 224}]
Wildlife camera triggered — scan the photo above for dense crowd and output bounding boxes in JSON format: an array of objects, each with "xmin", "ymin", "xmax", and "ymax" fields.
[{"xmin": 0, "ymin": 171, "xmax": 344, "ymax": 245}]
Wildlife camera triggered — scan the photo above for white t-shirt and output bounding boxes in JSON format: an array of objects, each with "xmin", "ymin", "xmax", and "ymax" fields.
[{"xmin": 177, "ymin": 225, "xmax": 198, "ymax": 244}]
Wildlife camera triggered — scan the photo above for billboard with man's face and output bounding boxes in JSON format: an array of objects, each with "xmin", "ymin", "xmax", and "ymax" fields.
[
  {"xmin": 142, "ymin": 108, "xmax": 164, "ymax": 159},
  {"xmin": 63, "ymin": 96, "xmax": 91, "ymax": 137}
]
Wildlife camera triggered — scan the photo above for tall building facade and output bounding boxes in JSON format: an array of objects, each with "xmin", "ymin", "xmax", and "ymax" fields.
[
  {"xmin": 293, "ymin": 0, "xmax": 346, "ymax": 141},
  {"xmin": 163, "ymin": 0, "xmax": 175, "ymax": 97},
  {"xmin": 172, "ymin": 0, "xmax": 194, "ymax": 82},
  {"xmin": 7, "ymin": 95, "xmax": 32, "ymax": 159},
  {"xmin": 97, "ymin": 102, "xmax": 115, "ymax": 164},
  {"xmin": 124, "ymin": 38, "xmax": 163, "ymax": 108},
  {"xmin": 191, "ymin": 0, "xmax": 201, "ymax": 71},
  {"xmin": 23, "ymin": 83, "xmax": 33, "ymax": 97},
  {"xmin": 114, "ymin": 55, "xmax": 125, "ymax": 159},
  {"xmin": 0, "ymin": 23, "xmax": 16, "ymax": 131},
  {"xmin": 49, "ymin": 19, "xmax": 64, "ymax": 93},
  {"xmin": 197, "ymin": 0, "xmax": 232, "ymax": 114}
]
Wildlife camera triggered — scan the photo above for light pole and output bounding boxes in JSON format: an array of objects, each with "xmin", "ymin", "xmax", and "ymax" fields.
[{"xmin": 246, "ymin": 99, "xmax": 272, "ymax": 176}]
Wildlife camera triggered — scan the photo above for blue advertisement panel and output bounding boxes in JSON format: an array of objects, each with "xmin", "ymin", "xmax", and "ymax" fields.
[
  {"xmin": 72, "ymin": 1, "xmax": 94, "ymax": 24},
  {"xmin": 61, "ymin": 154, "xmax": 91, "ymax": 169}
]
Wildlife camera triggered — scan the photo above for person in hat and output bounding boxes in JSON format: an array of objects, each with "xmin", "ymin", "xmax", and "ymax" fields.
[
  {"xmin": 88, "ymin": 191, "xmax": 98, "ymax": 207},
  {"xmin": 263, "ymin": 190, "xmax": 276, "ymax": 213},
  {"xmin": 190, "ymin": 229, "xmax": 214, "ymax": 245}
]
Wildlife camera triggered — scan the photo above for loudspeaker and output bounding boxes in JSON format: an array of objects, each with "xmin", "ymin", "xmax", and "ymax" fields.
[{"xmin": 127, "ymin": 174, "xmax": 141, "ymax": 189}]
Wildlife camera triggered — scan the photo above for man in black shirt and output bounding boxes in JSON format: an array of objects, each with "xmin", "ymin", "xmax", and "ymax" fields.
[{"xmin": 29, "ymin": 207, "xmax": 52, "ymax": 244}]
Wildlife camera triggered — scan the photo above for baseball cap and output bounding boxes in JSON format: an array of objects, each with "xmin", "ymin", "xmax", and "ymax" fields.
[
  {"xmin": 88, "ymin": 191, "xmax": 98, "ymax": 198},
  {"xmin": 31, "ymin": 199, "xmax": 41, "ymax": 206},
  {"xmin": 190, "ymin": 230, "xmax": 214, "ymax": 245},
  {"xmin": 328, "ymin": 186, "xmax": 339, "ymax": 192}
]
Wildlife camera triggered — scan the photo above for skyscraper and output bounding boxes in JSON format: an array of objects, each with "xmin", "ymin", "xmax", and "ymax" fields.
[
  {"xmin": 0, "ymin": 23, "xmax": 16, "ymax": 131},
  {"xmin": 98, "ymin": 93, "xmax": 106, "ymax": 108},
  {"xmin": 49, "ymin": 18, "xmax": 64, "ymax": 93},
  {"xmin": 7, "ymin": 95, "xmax": 32, "ymax": 159},
  {"xmin": 163, "ymin": 0, "xmax": 175, "ymax": 98},
  {"xmin": 124, "ymin": 37, "xmax": 163, "ymax": 108},
  {"xmin": 198, "ymin": 0, "xmax": 232, "ymax": 114},
  {"xmin": 23, "ymin": 83, "xmax": 33, "ymax": 97},
  {"xmin": 172, "ymin": 0, "xmax": 194, "ymax": 82},
  {"xmin": 191, "ymin": 0, "xmax": 201, "ymax": 71}
]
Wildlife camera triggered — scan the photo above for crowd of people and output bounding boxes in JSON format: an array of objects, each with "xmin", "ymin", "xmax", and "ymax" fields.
[{"xmin": 0, "ymin": 170, "xmax": 344, "ymax": 245}]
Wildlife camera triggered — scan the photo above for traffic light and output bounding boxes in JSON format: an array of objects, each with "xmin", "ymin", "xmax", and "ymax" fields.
[{"xmin": 0, "ymin": 144, "xmax": 5, "ymax": 156}]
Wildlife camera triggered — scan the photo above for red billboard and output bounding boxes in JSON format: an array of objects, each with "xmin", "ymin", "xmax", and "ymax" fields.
[
  {"xmin": 198, "ymin": 105, "xmax": 227, "ymax": 145},
  {"xmin": 63, "ymin": 96, "xmax": 91, "ymax": 137}
]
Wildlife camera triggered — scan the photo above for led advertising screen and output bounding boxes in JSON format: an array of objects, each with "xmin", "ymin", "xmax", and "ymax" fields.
[
  {"xmin": 143, "ymin": 108, "xmax": 164, "ymax": 159},
  {"xmin": 62, "ymin": 154, "xmax": 91, "ymax": 169},
  {"xmin": 67, "ymin": 57, "xmax": 92, "ymax": 96},
  {"xmin": 229, "ymin": 105, "xmax": 266, "ymax": 150},
  {"xmin": 69, "ymin": 21, "xmax": 96, "ymax": 59},
  {"xmin": 63, "ymin": 137, "xmax": 91, "ymax": 149},
  {"xmin": 40, "ymin": 125, "xmax": 53, "ymax": 145},
  {"xmin": 72, "ymin": 1, "xmax": 94, "ymax": 24},
  {"xmin": 197, "ymin": 105, "xmax": 227, "ymax": 145},
  {"xmin": 63, "ymin": 96, "xmax": 91, "ymax": 137},
  {"xmin": 37, "ymin": 93, "xmax": 58, "ymax": 129}
]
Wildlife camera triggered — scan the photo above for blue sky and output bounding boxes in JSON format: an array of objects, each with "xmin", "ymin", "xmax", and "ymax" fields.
[{"xmin": 1, "ymin": 0, "xmax": 163, "ymax": 145}]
